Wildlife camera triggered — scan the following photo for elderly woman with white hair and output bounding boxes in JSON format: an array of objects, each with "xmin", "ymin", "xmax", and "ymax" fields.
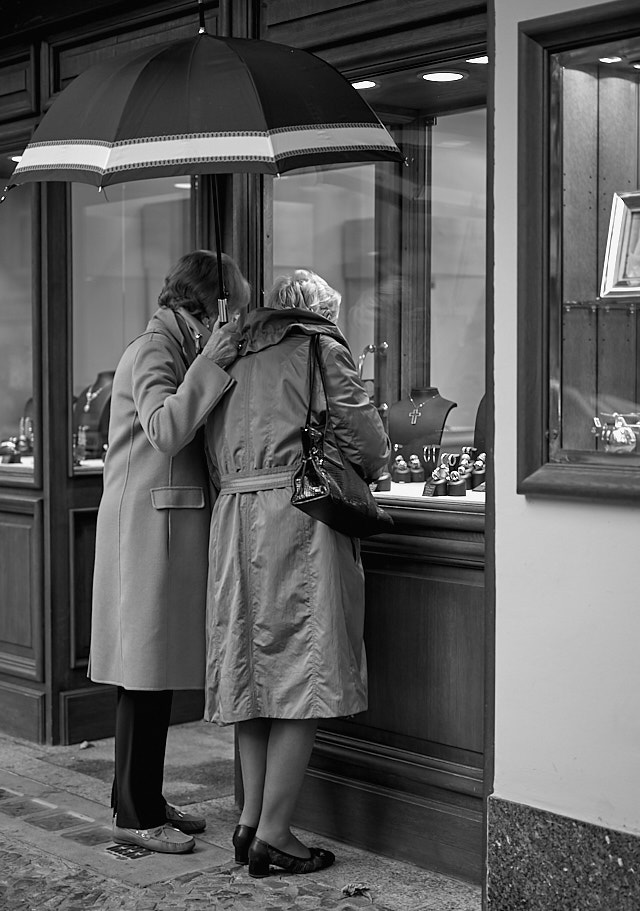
[{"xmin": 203, "ymin": 269, "xmax": 390, "ymax": 877}]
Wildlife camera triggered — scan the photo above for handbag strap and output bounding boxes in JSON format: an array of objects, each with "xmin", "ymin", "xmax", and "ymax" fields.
[{"xmin": 304, "ymin": 334, "xmax": 331, "ymax": 438}]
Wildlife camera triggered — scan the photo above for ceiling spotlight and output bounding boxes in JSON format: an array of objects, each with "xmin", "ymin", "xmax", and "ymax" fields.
[
  {"xmin": 466, "ymin": 55, "xmax": 489, "ymax": 65},
  {"xmin": 599, "ymin": 56, "xmax": 622, "ymax": 64},
  {"xmin": 352, "ymin": 80, "xmax": 377, "ymax": 90},
  {"xmin": 422, "ymin": 71, "xmax": 466, "ymax": 82}
]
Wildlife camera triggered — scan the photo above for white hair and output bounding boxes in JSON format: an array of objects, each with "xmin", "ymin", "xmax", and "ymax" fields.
[{"xmin": 267, "ymin": 269, "xmax": 341, "ymax": 322}]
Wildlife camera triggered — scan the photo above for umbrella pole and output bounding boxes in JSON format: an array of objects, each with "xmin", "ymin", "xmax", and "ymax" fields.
[{"xmin": 211, "ymin": 174, "xmax": 229, "ymax": 324}]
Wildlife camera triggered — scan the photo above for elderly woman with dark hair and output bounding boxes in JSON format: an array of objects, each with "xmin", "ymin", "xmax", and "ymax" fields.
[
  {"xmin": 203, "ymin": 269, "xmax": 390, "ymax": 877},
  {"xmin": 89, "ymin": 249, "xmax": 248, "ymax": 855}
]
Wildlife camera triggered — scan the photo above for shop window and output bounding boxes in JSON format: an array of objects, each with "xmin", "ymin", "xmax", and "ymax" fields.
[
  {"xmin": 0, "ymin": 151, "xmax": 34, "ymax": 481},
  {"xmin": 71, "ymin": 177, "xmax": 192, "ymax": 473},
  {"xmin": 269, "ymin": 65, "xmax": 487, "ymax": 504},
  {"xmin": 519, "ymin": 3, "xmax": 640, "ymax": 499}
]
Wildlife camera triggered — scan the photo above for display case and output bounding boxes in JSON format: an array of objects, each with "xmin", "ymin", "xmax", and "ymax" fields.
[
  {"xmin": 269, "ymin": 83, "xmax": 487, "ymax": 507},
  {"xmin": 0, "ymin": 152, "xmax": 35, "ymax": 482},
  {"xmin": 518, "ymin": 2, "xmax": 640, "ymax": 499},
  {"xmin": 71, "ymin": 178, "xmax": 193, "ymax": 473}
]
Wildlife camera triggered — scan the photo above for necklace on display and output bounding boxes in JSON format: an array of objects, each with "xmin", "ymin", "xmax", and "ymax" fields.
[
  {"xmin": 83, "ymin": 384, "xmax": 104, "ymax": 413},
  {"xmin": 409, "ymin": 396, "xmax": 426, "ymax": 425}
]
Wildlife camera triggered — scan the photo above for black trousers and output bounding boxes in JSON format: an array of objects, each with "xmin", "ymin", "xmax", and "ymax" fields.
[{"xmin": 111, "ymin": 687, "xmax": 173, "ymax": 829}]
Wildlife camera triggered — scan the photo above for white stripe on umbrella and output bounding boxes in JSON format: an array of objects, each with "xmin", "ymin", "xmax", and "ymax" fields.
[{"xmin": 13, "ymin": 124, "xmax": 399, "ymax": 178}]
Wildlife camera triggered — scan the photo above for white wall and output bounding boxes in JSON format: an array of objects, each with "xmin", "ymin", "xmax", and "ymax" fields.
[{"xmin": 494, "ymin": 0, "xmax": 640, "ymax": 835}]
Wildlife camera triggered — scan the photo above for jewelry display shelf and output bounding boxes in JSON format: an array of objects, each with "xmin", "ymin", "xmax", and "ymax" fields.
[
  {"xmin": 0, "ymin": 457, "xmax": 34, "ymax": 472},
  {"xmin": 376, "ymin": 482, "xmax": 485, "ymax": 503},
  {"xmin": 73, "ymin": 459, "xmax": 105, "ymax": 474}
]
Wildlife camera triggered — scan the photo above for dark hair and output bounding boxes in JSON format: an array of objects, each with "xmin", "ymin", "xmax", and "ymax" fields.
[{"xmin": 158, "ymin": 250, "xmax": 249, "ymax": 320}]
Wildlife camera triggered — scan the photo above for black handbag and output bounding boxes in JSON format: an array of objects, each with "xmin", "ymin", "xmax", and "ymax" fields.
[{"xmin": 291, "ymin": 334, "xmax": 393, "ymax": 538}]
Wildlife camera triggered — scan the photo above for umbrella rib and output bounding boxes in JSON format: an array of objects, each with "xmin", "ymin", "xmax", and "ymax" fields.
[{"xmin": 224, "ymin": 40, "xmax": 271, "ymax": 155}]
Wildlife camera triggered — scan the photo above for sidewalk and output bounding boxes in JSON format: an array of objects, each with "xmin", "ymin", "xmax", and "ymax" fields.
[{"xmin": 0, "ymin": 721, "xmax": 481, "ymax": 911}]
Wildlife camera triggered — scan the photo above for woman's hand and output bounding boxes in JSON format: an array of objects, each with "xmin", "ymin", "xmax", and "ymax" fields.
[{"xmin": 201, "ymin": 320, "xmax": 243, "ymax": 369}]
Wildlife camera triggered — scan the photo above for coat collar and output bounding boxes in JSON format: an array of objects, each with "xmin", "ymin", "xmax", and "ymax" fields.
[
  {"xmin": 147, "ymin": 307, "xmax": 184, "ymax": 345},
  {"xmin": 238, "ymin": 307, "xmax": 348, "ymax": 356},
  {"xmin": 146, "ymin": 307, "xmax": 197, "ymax": 365}
]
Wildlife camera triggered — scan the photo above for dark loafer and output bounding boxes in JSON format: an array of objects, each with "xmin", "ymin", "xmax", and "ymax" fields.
[{"xmin": 165, "ymin": 804, "xmax": 206, "ymax": 834}]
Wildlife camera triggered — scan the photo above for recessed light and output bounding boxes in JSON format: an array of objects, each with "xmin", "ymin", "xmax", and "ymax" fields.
[
  {"xmin": 421, "ymin": 71, "xmax": 466, "ymax": 83},
  {"xmin": 599, "ymin": 56, "xmax": 622, "ymax": 64},
  {"xmin": 173, "ymin": 182, "xmax": 191, "ymax": 189},
  {"xmin": 10, "ymin": 155, "xmax": 21, "ymax": 162},
  {"xmin": 466, "ymin": 56, "xmax": 488, "ymax": 65},
  {"xmin": 352, "ymin": 80, "xmax": 377, "ymax": 90}
]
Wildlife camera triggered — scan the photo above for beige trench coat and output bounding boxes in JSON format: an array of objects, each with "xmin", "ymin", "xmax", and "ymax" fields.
[
  {"xmin": 203, "ymin": 308, "xmax": 391, "ymax": 724},
  {"xmin": 89, "ymin": 308, "xmax": 233, "ymax": 691}
]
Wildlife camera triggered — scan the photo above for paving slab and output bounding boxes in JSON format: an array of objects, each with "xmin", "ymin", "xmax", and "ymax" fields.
[
  {"xmin": 0, "ymin": 770, "xmax": 231, "ymax": 887},
  {"xmin": 0, "ymin": 724, "xmax": 481, "ymax": 911}
]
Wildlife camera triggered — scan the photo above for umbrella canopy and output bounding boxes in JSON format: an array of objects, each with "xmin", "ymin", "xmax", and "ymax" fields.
[
  {"xmin": 7, "ymin": 31, "xmax": 403, "ymax": 321},
  {"xmin": 9, "ymin": 33, "xmax": 403, "ymax": 187}
]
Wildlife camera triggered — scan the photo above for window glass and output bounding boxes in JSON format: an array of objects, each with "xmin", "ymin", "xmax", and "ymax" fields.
[
  {"xmin": 519, "ymin": 22, "xmax": 640, "ymax": 499},
  {"xmin": 431, "ymin": 110, "xmax": 486, "ymax": 451},
  {"xmin": 71, "ymin": 178, "xmax": 192, "ymax": 472},
  {"xmin": 555, "ymin": 41, "xmax": 640, "ymax": 464},
  {"xmin": 0, "ymin": 171, "xmax": 33, "ymax": 478},
  {"xmin": 271, "ymin": 98, "xmax": 486, "ymax": 504}
]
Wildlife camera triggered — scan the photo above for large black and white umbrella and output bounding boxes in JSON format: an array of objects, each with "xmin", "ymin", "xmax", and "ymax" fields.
[
  {"xmin": 7, "ymin": 18, "xmax": 403, "ymax": 317},
  {"xmin": 10, "ymin": 34, "xmax": 402, "ymax": 183}
]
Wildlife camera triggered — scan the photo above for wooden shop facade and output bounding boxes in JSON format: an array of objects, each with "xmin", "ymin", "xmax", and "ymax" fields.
[{"xmin": 0, "ymin": 0, "xmax": 491, "ymax": 885}]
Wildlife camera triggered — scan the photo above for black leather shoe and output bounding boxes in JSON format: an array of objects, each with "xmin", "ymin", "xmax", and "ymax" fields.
[
  {"xmin": 232, "ymin": 823, "xmax": 257, "ymax": 864},
  {"xmin": 248, "ymin": 836, "xmax": 335, "ymax": 878}
]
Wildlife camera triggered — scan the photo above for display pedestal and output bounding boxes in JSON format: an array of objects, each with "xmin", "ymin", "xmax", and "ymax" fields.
[
  {"xmin": 72, "ymin": 370, "xmax": 115, "ymax": 460},
  {"xmin": 388, "ymin": 388, "xmax": 457, "ymax": 471}
]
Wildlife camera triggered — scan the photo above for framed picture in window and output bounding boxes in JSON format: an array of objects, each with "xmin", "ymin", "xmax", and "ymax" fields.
[{"xmin": 600, "ymin": 191, "xmax": 640, "ymax": 299}]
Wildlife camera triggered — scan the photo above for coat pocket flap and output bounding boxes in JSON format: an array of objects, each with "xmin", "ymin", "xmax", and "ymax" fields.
[{"xmin": 150, "ymin": 486, "xmax": 205, "ymax": 509}]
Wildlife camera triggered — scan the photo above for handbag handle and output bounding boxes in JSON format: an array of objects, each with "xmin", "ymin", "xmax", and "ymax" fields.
[{"xmin": 304, "ymin": 334, "xmax": 331, "ymax": 439}]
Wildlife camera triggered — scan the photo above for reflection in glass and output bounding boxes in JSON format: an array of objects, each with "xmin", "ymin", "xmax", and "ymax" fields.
[
  {"xmin": 0, "ymin": 182, "xmax": 33, "ymax": 475},
  {"xmin": 270, "ymin": 108, "xmax": 486, "ymax": 501},
  {"xmin": 71, "ymin": 178, "xmax": 191, "ymax": 470},
  {"xmin": 272, "ymin": 163, "xmax": 379, "ymax": 373},
  {"xmin": 431, "ymin": 110, "xmax": 486, "ymax": 447}
]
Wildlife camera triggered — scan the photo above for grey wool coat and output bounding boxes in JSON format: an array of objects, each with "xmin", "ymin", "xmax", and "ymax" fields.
[
  {"xmin": 203, "ymin": 308, "xmax": 391, "ymax": 724},
  {"xmin": 89, "ymin": 307, "xmax": 233, "ymax": 691}
]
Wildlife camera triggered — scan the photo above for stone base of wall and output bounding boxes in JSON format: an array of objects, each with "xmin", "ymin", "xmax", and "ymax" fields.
[{"xmin": 487, "ymin": 796, "xmax": 640, "ymax": 910}]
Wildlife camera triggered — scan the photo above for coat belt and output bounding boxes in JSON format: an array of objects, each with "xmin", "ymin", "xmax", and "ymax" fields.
[{"xmin": 218, "ymin": 467, "xmax": 295, "ymax": 494}]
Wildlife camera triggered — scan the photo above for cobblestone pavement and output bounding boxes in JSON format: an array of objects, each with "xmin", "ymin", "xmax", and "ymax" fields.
[{"xmin": 0, "ymin": 724, "xmax": 481, "ymax": 911}]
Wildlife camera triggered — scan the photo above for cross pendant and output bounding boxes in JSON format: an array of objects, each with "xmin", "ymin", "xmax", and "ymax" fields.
[{"xmin": 409, "ymin": 408, "xmax": 421, "ymax": 425}]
